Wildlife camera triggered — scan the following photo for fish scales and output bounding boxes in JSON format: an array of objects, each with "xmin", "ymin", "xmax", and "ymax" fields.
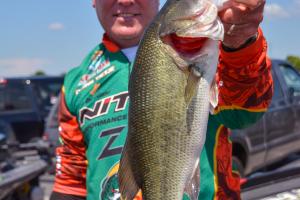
[{"xmin": 130, "ymin": 21, "xmax": 194, "ymax": 200}]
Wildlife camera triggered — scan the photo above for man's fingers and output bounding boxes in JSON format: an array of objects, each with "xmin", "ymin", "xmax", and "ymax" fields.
[
  {"xmin": 219, "ymin": 0, "xmax": 264, "ymax": 24},
  {"xmin": 220, "ymin": 0, "xmax": 265, "ymax": 48},
  {"xmin": 222, "ymin": 23, "xmax": 258, "ymax": 48},
  {"xmin": 223, "ymin": 23, "xmax": 258, "ymax": 37},
  {"xmin": 234, "ymin": 0, "xmax": 265, "ymax": 9}
]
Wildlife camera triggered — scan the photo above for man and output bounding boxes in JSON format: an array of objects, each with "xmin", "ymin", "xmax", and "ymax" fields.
[{"xmin": 50, "ymin": 0, "xmax": 272, "ymax": 199}]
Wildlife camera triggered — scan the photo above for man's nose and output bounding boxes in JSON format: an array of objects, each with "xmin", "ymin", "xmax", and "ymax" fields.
[{"xmin": 117, "ymin": 0, "xmax": 134, "ymax": 6}]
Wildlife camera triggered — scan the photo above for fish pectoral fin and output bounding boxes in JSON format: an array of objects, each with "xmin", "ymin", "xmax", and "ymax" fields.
[
  {"xmin": 184, "ymin": 160, "xmax": 200, "ymax": 200},
  {"xmin": 185, "ymin": 66, "xmax": 201, "ymax": 104},
  {"xmin": 162, "ymin": 43, "xmax": 189, "ymax": 71},
  {"xmin": 209, "ymin": 79, "xmax": 219, "ymax": 114},
  {"xmin": 118, "ymin": 144, "xmax": 140, "ymax": 200}
]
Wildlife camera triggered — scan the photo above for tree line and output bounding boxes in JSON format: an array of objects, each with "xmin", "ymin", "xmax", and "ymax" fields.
[{"xmin": 287, "ymin": 55, "xmax": 300, "ymax": 71}]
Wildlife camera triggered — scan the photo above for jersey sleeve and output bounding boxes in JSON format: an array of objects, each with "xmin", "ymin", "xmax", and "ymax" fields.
[
  {"xmin": 50, "ymin": 191, "xmax": 86, "ymax": 200},
  {"xmin": 52, "ymin": 89, "xmax": 87, "ymax": 197},
  {"xmin": 212, "ymin": 28, "xmax": 273, "ymax": 129}
]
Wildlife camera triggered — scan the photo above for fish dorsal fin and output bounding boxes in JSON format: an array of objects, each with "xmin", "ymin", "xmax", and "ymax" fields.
[
  {"xmin": 209, "ymin": 79, "xmax": 219, "ymax": 113},
  {"xmin": 185, "ymin": 67, "xmax": 201, "ymax": 104},
  {"xmin": 184, "ymin": 159, "xmax": 200, "ymax": 200},
  {"xmin": 118, "ymin": 144, "xmax": 141, "ymax": 200}
]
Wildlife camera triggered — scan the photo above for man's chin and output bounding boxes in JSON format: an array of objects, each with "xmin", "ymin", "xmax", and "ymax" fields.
[
  {"xmin": 112, "ymin": 25, "xmax": 143, "ymax": 37},
  {"xmin": 116, "ymin": 30, "xmax": 141, "ymax": 40},
  {"xmin": 109, "ymin": 28, "xmax": 143, "ymax": 47}
]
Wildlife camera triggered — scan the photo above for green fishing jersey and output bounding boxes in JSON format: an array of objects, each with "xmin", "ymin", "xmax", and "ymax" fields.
[{"xmin": 53, "ymin": 30, "xmax": 273, "ymax": 200}]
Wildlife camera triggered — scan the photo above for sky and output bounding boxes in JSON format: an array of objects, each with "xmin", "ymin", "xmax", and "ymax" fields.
[{"xmin": 0, "ymin": 0, "xmax": 299, "ymax": 77}]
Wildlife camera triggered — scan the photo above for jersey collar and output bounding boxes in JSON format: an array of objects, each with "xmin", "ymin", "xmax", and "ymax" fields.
[{"xmin": 102, "ymin": 33, "xmax": 120, "ymax": 53}]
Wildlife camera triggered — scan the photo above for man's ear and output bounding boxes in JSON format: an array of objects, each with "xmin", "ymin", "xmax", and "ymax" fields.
[{"xmin": 92, "ymin": 0, "xmax": 96, "ymax": 8}]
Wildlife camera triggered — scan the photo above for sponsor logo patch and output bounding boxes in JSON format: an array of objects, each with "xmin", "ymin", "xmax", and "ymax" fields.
[
  {"xmin": 79, "ymin": 91, "xmax": 129, "ymax": 125},
  {"xmin": 100, "ymin": 163, "xmax": 142, "ymax": 200},
  {"xmin": 75, "ymin": 66, "xmax": 115, "ymax": 95}
]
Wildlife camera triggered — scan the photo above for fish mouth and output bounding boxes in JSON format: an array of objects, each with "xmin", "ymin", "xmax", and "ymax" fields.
[
  {"xmin": 159, "ymin": 1, "xmax": 222, "ymax": 40},
  {"xmin": 161, "ymin": 33, "xmax": 208, "ymax": 56}
]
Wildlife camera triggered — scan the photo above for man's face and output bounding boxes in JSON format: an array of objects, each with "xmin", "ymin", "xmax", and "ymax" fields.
[{"xmin": 93, "ymin": 0, "xmax": 159, "ymax": 48}]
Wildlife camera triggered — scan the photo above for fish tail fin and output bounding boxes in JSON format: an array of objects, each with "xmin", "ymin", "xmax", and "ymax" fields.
[
  {"xmin": 118, "ymin": 144, "xmax": 140, "ymax": 200},
  {"xmin": 184, "ymin": 159, "xmax": 200, "ymax": 200},
  {"xmin": 185, "ymin": 67, "xmax": 201, "ymax": 104}
]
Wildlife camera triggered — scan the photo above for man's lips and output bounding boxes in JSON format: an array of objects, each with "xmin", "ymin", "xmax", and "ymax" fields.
[{"xmin": 113, "ymin": 13, "xmax": 141, "ymax": 17}]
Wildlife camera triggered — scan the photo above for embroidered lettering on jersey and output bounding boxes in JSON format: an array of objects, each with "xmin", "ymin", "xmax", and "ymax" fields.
[
  {"xmin": 78, "ymin": 60, "xmax": 111, "ymax": 86},
  {"xmin": 78, "ymin": 74, "xmax": 90, "ymax": 87},
  {"xmin": 77, "ymin": 49, "xmax": 112, "ymax": 89},
  {"xmin": 76, "ymin": 79, "xmax": 95, "ymax": 95},
  {"xmin": 95, "ymin": 66, "xmax": 115, "ymax": 81},
  {"xmin": 79, "ymin": 91, "xmax": 129, "ymax": 125},
  {"xmin": 88, "ymin": 50, "xmax": 104, "ymax": 71},
  {"xmin": 98, "ymin": 126, "xmax": 125, "ymax": 160},
  {"xmin": 96, "ymin": 59, "xmax": 111, "ymax": 72},
  {"xmin": 83, "ymin": 114, "xmax": 127, "ymax": 132},
  {"xmin": 75, "ymin": 66, "xmax": 115, "ymax": 95}
]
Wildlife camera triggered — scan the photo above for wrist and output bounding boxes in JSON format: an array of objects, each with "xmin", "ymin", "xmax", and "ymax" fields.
[{"xmin": 222, "ymin": 33, "xmax": 258, "ymax": 52}]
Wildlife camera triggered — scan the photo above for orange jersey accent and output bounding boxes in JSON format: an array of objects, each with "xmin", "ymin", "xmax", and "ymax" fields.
[
  {"xmin": 53, "ymin": 91, "xmax": 87, "ymax": 197},
  {"xmin": 215, "ymin": 28, "xmax": 273, "ymax": 113}
]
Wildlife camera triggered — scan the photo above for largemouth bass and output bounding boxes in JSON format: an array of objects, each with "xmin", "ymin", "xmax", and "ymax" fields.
[{"xmin": 119, "ymin": 0, "xmax": 225, "ymax": 199}]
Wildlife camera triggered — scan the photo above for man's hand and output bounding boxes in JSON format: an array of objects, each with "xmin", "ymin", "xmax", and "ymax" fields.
[{"xmin": 219, "ymin": 0, "xmax": 266, "ymax": 49}]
